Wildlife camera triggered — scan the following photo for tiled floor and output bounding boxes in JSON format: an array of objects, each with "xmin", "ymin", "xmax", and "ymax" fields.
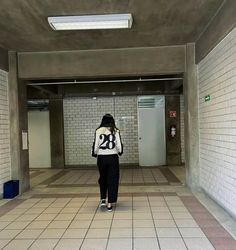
[
  {"xmin": 0, "ymin": 166, "xmax": 235, "ymax": 250},
  {"xmin": 30, "ymin": 167, "xmax": 181, "ymax": 187}
]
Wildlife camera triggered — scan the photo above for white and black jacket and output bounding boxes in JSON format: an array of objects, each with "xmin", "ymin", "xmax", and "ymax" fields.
[{"xmin": 92, "ymin": 127, "xmax": 123, "ymax": 157}]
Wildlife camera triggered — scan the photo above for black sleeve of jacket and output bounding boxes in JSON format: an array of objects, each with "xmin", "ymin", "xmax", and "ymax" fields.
[
  {"xmin": 118, "ymin": 131, "xmax": 124, "ymax": 156},
  {"xmin": 91, "ymin": 131, "xmax": 97, "ymax": 158}
]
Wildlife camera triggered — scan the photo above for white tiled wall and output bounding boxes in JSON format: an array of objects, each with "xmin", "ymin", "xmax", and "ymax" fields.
[
  {"xmin": 198, "ymin": 27, "xmax": 236, "ymax": 217},
  {"xmin": 113, "ymin": 97, "xmax": 139, "ymax": 164},
  {"xmin": 0, "ymin": 69, "xmax": 11, "ymax": 195},
  {"xmin": 63, "ymin": 96, "xmax": 138, "ymax": 166},
  {"xmin": 180, "ymin": 95, "xmax": 185, "ymax": 163}
]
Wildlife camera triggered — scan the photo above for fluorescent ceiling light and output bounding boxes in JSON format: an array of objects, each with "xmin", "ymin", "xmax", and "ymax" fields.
[{"xmin": 48, "ymin": 14, "xmax": 133, "ymax": 30}]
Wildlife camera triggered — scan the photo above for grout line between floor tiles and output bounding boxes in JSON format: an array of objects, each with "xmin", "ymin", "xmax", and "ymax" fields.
[
  {"xmin": 164, "ymin": 196, "xmax": 189, "ymax": 250},
  {"xmin": 24, "ymin": 199, "xmax": 56, "ymax": 249},
  {"xmin": 52, "ymin": 197, "xmax": 86, "ymax": 250},
  {"xmin": 0, "ymin": 224, "xmax": 28, "ymax": 249},
  {"xmin": 26, "ymin": 197, "xmax": 72, "ymax": 249},
  {"xmin": 180, "ymin": 196, "xmax": 232, "ymax": 249},
  {"xmin": 78, "ymin": 196, "xmax": 100, "ymax": 250},
  {"xmin": 3, "ymin": 168, "xmax": 235, "ymax": 249},
  {"xmin": 30, "ymin": 170, "xmax": 45, "ymax": 179},
  {"xmin": 147, "ymin": 195, "xmax": 161, "ymax": 250},
  {"xmin": 131, "ymin": 195, "xmax": 134, "ymax": 250},
  {"xmin": 150, "ymin": 168, "xmax": 158, "ymax": 185},
  {"xmin": 105, "ymin": 199, "xmax": 115, "ymax": 250},
  {"xmin": 38, "ymin": 170, "xmax": 66, "ymax": 186}
]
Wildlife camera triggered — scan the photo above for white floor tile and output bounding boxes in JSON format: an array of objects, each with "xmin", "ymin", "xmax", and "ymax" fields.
[{"xmin": 134, "ymin": 238, "xmax": 160, "ymax": 250}]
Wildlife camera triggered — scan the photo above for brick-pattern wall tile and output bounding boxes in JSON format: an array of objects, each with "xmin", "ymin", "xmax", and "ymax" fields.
[
  {"xmin": 114, "ymin": 96, "xmax": 139, "ymax": 164},
  {"xmin": 0, "ymin": 70, "xmax": 11, "ymax": 195},
  {"xmin": 63, "ymin": 96, "xmax": 139, "ymax": 166},
  {"xmin": 180, "ymin": 95, "xmax": 185, "ymax": 163},
  {"xmin": 198, "ymin": 27, "xmax": 236, "ymax": 217}
]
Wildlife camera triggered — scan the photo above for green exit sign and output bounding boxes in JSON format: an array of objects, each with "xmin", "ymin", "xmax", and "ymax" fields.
[{"xmin": 204, "ymin": 95, "xmax": 211, "ymax": 102}]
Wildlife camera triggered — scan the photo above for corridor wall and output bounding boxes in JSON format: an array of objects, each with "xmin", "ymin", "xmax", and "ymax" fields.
[
  {"xmin": 198, "ymin": 27, "xmax": 236, "ymax": 217},
  {"xmin": 0, "ymin": 69, "xmax": 11, "ymax": 195},
  {"xmin": 63, "ymin": 96, "xmax": 138, "ymax": 166},
  {"xmin": 180, "ymin": 95, "xmax": 185, "ymax": 164}
]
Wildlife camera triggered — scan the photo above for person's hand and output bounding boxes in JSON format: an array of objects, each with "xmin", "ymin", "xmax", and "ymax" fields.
[{"xmin": 92, "ymin": 152, "xmax": 97, "ymax": 158}]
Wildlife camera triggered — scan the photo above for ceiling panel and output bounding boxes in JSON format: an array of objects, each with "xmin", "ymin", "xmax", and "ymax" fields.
[{"xmin": 0, "ymin": 0, "xmax": 224, "ymax": 52}]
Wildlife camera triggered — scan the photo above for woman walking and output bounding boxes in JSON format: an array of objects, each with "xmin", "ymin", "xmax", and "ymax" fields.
[{"xmin": 92, "ymin": 114, "xmax": 123, "ymax": 211}]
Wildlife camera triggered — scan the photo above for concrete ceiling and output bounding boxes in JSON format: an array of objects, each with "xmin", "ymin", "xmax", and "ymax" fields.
[{"xmin": 0, "ymin": 0, "xmax": 224, "ymax": 52}]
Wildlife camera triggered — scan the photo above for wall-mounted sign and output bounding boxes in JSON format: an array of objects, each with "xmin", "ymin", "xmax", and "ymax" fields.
[
  {"xmin": 169, "ymin": 111, "xmax": 177, "ymax": 118},
  {"xmin": 117, "ymin": 116, "xmax": 134, "ymax": 131},
  {"xmin": 204, "ymin": 95, "xmax": 211, "ymax": 102},
  {"xmin": 118, "ymin": 118, "xmax": 125, "ymax": 131},
  {"xmin": 22, "ymin": 130, "xmax": 28, "ymax": 150}
]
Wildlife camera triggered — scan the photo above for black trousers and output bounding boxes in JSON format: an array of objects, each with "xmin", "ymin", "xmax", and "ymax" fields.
[{"xmin": 97, "ymin": 154, "xmax": 119, "ymax": 203}]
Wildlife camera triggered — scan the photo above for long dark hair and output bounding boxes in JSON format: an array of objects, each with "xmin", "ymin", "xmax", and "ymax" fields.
[{"xmin": 99, "ymin": 114, "xmax": 117, "ymax": 133}]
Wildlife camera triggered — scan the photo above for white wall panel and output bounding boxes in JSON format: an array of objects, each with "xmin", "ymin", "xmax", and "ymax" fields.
[
  {"xmin": 198, "ymin": 27, "xmax": 236, "ymax": 217},
  {"xmin": 0, "ymin": 70, "xmax": 11, "ymax": 195}
]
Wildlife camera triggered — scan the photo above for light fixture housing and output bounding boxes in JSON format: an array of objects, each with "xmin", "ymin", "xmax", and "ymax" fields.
[{"xmin": 48, "ymin": 14, "xmax": 133, "ymax": 30}]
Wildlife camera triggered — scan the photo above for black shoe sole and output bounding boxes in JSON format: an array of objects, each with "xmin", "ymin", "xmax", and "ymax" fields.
[{"xmin": 107, "ymin": 206, "xmax": 113, "ymax": 212}]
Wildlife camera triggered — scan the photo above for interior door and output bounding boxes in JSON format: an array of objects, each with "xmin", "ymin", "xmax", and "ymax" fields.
[
  {"xmin": 138, "ymin": 96, "xmax": 166, "ymax": 166},
  {"xmin": 28, "ymin": 110, "xmax": 51, "ymax": 168}
]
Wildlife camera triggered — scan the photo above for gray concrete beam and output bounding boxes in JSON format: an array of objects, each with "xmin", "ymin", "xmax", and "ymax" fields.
[
  {"xmin": 196, "ymin": 0, "xmax": 236, "ymax": 63},
  {"xmin": 0, "ymin": 47, "xmax": 9, "ymax": 71},
  {"xmin": 17, "ymin": 46, "xmax": 186, "ymax": 80},
  {"xmin": 60, "ymin": 81, "xmax": 181, "ymax": 97},
  {"xmin": 27, "ymin": 86, "xmax": 49, "ymax": 99}
]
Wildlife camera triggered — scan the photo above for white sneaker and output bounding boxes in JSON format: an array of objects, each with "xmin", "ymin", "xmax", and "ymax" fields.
[{"xmin": 100, "ymin": 199, "xmax": 106, "ymax": 207}]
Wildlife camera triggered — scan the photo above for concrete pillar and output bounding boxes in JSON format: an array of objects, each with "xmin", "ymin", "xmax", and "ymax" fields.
[
  {"xmin": 8, "ymin": 51, "xmax": 30, "ymax": 193},
  {"xmin": 49, "ymin": 98, "xmax": 65, "ymax": 168},
  {"xmin": 184, "ymin": 43, "xmax": 200, "ymax": 190},
  {"xmin": 165, "ymin": 95, "xmax": 181, "ymax": 165},
  {"xmin": 0, "ymin": 47, "xmax": 9, "ymax": 71}
]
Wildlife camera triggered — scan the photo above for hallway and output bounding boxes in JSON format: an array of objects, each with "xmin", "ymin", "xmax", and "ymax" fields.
[
  {"xmin": 0, "ymin": 167, "xmax": 235, "ymax": 250},
  {"xmin": 0, "ymin": 1, "xmax": 236, "ymax": 249}
]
